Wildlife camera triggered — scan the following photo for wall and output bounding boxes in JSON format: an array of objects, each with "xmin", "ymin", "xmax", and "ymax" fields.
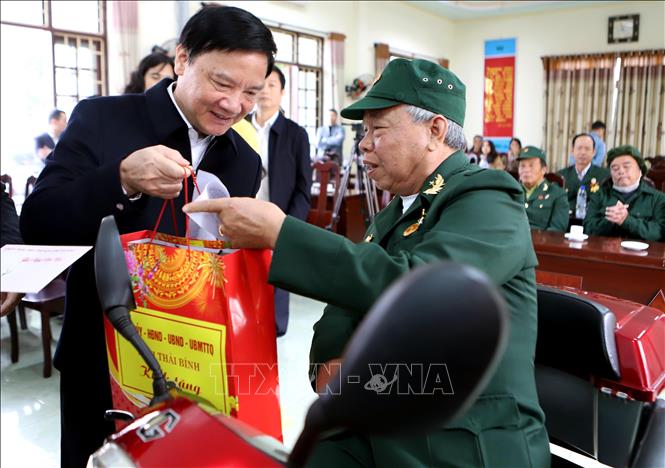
[{"xmin": 449, "ymin": 1, "xmax": 665, "ymax": 149}]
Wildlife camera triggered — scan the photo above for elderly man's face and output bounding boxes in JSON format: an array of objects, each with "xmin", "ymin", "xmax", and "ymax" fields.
[
  {"xmin": 610, "ymin": 155, "xmax": 641, "ymax": 187},
  {"xmin": 359, "ymin": 105, "xmax": 431, "ymax": 196},
  {"xmin": 519, "ymin": 158, "xmax": 546, "ymax": 189},
  {"xmin": 572, "ymin": 135, "xmax": 594, "ymax": 168},
  {"xmin": 173, "ymin": 45, "xmax": 267, "ymax": 136}
]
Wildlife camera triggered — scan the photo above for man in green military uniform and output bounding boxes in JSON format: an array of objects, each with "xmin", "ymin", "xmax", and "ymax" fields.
[
  {"xmin": 185, "ymin": 59, "xmax": 550, "ymax": 466},
  {"xmin": 585, "ymin": 145, "xmax": 665, "ymax": 241},
  {"xmin": 558, "ymin": 133, "xmax": 610, "ymax": 213},
  {"xmin": 518, "ymin": 146, "xmax": 569, "ymax": 232}
]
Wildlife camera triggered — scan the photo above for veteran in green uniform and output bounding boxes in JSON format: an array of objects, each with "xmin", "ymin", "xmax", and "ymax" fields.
[
  {"xmin": 558, "ymin": 133, "xmax": 610, "ymax": 211},
  {"xmin": 518, "ymin": 146, "xmax": 569, "ymax": 232},
  {"xmin": 584, "ymin": 145, "xmax": 665, "ymax": 241},
  {"xmin": 185, "ymin": 59, "xmax": 550, "ymax": 467}
]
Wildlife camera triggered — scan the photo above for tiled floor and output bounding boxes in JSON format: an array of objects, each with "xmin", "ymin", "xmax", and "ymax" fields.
[{"xmin": 0, "ymin": 294, "xmax": 324, "ymax": 467}]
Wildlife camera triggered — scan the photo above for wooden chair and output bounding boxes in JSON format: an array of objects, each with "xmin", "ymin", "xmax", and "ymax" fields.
[
  {"xmin": 1, "ymin": 173, "xmax": 13, "ymax": 197},
  {"xmin": 307, "ymin": 161, "xmax": 341, "ymax": 230},
  {"xmin": 10, "ymin": 277, "xmax": 66, "ymax": 378},
  {"xmin": 646, "ymin": 167, "xmax": 665, "ymax": 192},
  {"xmin": 544, "ymin": 172, "xmax": 565, "ymax": 189},
  {"xmin": 25, "ymin": 175, "xmax": 37, "ymax": 198},
  {"xmin": 645, "ymin": 155, "xmax": 665, "ymax": 169}
]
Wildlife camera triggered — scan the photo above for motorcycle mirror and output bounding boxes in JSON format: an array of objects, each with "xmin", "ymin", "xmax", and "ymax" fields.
[
  {"xmin": 289, "ymin": 262, "xmax": 509, "ymax": 467},
  {"xmin": 94, "ymin": 215, "xmax": 171, "ymax": 402}
]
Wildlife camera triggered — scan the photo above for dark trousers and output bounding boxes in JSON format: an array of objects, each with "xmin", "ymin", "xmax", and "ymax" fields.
[
  {"xmin": 59, "ymin": 361, "xmax": 115, "ymax": 467},
  {"xmin": 275, "ymin": 287, "xmax": 290, "ymax": 337}
]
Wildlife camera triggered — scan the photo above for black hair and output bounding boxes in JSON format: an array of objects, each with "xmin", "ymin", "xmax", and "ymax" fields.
[
  {"xmin": 179, "ymin": 5, "xmax": 276, "ymax": 77},
  {"xmin": 124, "ymin": 53, "xmax": 174, "ymax": 94},
  {"xmin": 271, "ymin": 65, "xmax": 286, "ymax": 90},
  {"xmin": 591, "ymin": 120, "xmax": 606, "ymax": 131},
  {"xmin": 572, "ymin": 133, "xmax": 595, "ymax": 150},
  {"xmin": 510, "ymin": 137, "xmax": 522, "ymax": 148},
  {"xmin": 330, "ymin": 109, "xmax": 338, "ymax": 114},
  {"xmin": 49, "ymin": 109, "xmax": 65, "ymax": 122},
  {"xmin": 483, "ymin": 139, "xmax": 498, "ymax": 159}
]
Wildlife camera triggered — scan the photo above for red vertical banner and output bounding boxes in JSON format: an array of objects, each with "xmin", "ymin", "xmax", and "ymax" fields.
[{"xmin": 483, "ymin": 39, "xmax": 516, "ymax": 152}]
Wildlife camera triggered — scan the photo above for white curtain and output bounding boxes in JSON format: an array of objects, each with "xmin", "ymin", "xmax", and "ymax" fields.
[{"xmin": 107, "ymin": 0, "xmax": 139, "ymax": 95}]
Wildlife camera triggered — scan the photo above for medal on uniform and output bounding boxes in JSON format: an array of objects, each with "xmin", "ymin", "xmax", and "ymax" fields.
[{"xmin": 403, "ymin": 209, "xmax": 427, "ymax": 237}]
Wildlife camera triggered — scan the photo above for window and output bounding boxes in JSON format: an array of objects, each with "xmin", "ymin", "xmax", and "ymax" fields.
[
  {"xmin": 0, "ymin": 1, "xmax": 107, "ymax": 208},
  {"xmin": 269, "ymin": 27, "xmax": 323, "ymax": 153}
]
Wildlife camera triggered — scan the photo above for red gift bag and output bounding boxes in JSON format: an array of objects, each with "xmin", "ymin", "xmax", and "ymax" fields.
[{"xmin": 103, "ymin": 199, "xmax": 282, "ymax": 441}]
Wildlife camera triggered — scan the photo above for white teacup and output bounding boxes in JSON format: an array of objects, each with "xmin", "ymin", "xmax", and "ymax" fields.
[{"xmin": 570, "ymin": 225, "xmax": 584, "ymax": 237}]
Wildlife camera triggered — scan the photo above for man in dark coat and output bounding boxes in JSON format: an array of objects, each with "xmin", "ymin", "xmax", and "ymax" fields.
[
  {"xmin": 250, "ymin": 65, "xmax": 312, "ymax": 336},
  {"xmin": 20, "ymin": 6, "xmax": 276, "ymax": 467}
]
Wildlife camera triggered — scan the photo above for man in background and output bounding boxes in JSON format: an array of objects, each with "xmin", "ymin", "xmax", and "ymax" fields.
[
  {"xmin": 34, "ymin": 109, "xmax": 67, "ymax": 161},
  {"xmin": 567, "ymin": 120, "xmax": 607, "ymax": 167},
  {"xmin": 315, "ymin": 108, "xmax": 345, "ymax": 163},
  {"xmin": 251, "ymin": 65, "xmax": 312, "ymax": 336},
  {"xmin": 558, "ymin": 133, "xmax": 609, "ymax": 212}
]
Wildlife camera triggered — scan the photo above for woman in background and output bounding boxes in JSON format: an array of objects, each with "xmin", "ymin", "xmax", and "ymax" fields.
[
  {"xmin": 507, "ymin": 137, "xmax": 522, "ymax": 171},
  {"xmin": 479, "ymin": 139, "xmax": 497, "ymax": 169},
  {"xmin": 124, "ymin": 52, "xmax": 175, "ymax": 94}
]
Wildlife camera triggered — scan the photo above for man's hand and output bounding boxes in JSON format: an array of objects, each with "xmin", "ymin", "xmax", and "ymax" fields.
[
  {"xmin": 605, "ymin": 201, "xmax": 630, "ymax": 225},
  {"xmin": 183, "ymin": 197, "xmax": 286, "ymax": 249},
  {"xmin": 120, "ymin": 145, "xmax": 192, "ymax": 199},
  {"xmin": 1, "ymin": 292, "xmax": 24, "ymax": 317}
]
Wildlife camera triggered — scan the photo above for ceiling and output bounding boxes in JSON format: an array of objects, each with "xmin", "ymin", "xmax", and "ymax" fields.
[{"xmin": 406, "ymin": 1, "xmax": 623, "ymax": 21}]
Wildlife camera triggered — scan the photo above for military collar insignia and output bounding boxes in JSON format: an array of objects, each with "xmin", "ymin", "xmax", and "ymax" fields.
[
  {"xmin": 423, "ymin": 174, "xmax": 445, "ymax": 195},
  {"xmin": 543, "ymin": 183, "xmax": 548, "ymax": 192},
  {"xmin": 364, "ymin": 234, "xmax": 374, "ymax": 242}
]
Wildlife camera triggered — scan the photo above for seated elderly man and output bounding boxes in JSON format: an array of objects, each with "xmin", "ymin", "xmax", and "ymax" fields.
[
  {"xmin": 584, "ymin": 145, "xmax": 665, "ymax": 241},
  {"xmin": 185, "ymin": 58, "xmax": 549, "ymax": 466},
  {"xmin": 518, "ymin": 146, "xmax": 569, "ymax": 232},
  {"xmin": 558, "ymin": 133, "xmax": 610, "ymax": 212}
]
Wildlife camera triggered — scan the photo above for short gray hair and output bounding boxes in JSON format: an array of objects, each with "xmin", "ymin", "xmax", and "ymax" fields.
[{"xmin": 405, "ymin": 105, "xmax": 466, "ymax": 151}]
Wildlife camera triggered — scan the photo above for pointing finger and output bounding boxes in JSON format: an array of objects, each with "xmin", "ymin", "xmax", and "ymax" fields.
[{"xmin": 183, "ymin": 199, "xmax": 229, "ymax": 214}]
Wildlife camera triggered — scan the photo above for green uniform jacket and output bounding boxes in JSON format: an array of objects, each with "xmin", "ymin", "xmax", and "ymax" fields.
[
  {"xmin": 270, "ymin": 151, "xmax": 550, "ymax": 467},
  {"xmin": 557, "ymin": 165, "xmax": 610, "ymax": 209},
  {"xmin": 584, "ymin": 180, "xmax": 665, "ymax": 241},
  {"xmin": 524, "ymin": 180, "xmax": 569, "ymax": 232}
]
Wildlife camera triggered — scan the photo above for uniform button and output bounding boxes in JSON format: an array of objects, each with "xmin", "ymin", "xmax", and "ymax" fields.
[
  {"xmin": 525, "ymin": 203, "xmax": 529, "ymax": 208},
  {"xmin": 116, "ymin": 203, "xmax": 124, "ymax": 211}
]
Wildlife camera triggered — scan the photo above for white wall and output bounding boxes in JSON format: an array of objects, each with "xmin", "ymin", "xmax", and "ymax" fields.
[
  {"xmin": 122, "ymin": 0, "xmax": 664, "ymax": 150},
  {"xmin": 449, "ymin": 1, "xmax": 665, "ymax": 148}
]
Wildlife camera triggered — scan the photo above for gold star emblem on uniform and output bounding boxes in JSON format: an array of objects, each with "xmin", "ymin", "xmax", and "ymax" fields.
[
  {"xmin": 364, "ymin": 234, "xmax": 374, "ymax": 242},
  {"xmin": 423, "ymin": 174, "xmax": 445, "ymax": 195},
  {"xmin": 403, "ymin": 209, "xmax": 427, "ymax": 237}
]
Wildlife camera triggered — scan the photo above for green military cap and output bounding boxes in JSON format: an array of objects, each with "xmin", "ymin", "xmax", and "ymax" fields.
[
  {"xmin": 517, "ymin": 146, "xmax": 547, "ymax": 165},
  {"xmin": 607, "ymin": 145, "xmax": 648, "ymax": 175},
  {"xmin": 341, "ymin": 58, "xmax": 466, "ymax": 126}
]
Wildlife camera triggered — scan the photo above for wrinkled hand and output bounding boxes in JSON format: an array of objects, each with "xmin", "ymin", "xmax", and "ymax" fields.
[
  {"xmin": 1, "ymin": 292, "xmax": 24, "ymax": 317},
  {"xmin": 605, "ymin": 201, "xmax": 630, "ymax": 225},
  {"xmin": 120, "ymin": 145, "xmax": 192, "ymax": 199},
  {"xmin": 183, "ymin": 197, "xmax": 286, "ymax": 249}
]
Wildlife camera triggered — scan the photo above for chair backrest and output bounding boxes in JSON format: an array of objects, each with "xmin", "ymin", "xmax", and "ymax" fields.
[
  {"xmin": 1, "ymin": 174, "xmax": 13, "ymax": 198},
  {"xmin": 307, "ymin": 161, "xmax": 341, "ymax": 229},
  {"xmin": 646, "ymin": 167, "xmax": 665, "ymax": 192},
  {"xmin": 544, "ymin": 172, "xmax": 565, "ymax": 189},
  {"xmin": 25, "ymin": 175, "xmax": 37, "ymax": 198},
  {"xmin": 536, "ymin": 286, "xmax": 620, "ymax": 380}
]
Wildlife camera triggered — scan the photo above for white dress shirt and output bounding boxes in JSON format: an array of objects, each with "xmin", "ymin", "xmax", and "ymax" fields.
[
  {"xmin": 167, "ymin": 83, "xmax": 213, "ymax": 170},
  {"xmin": 251, "ymin": 111, "xmax": 280, "ymax": 201}
]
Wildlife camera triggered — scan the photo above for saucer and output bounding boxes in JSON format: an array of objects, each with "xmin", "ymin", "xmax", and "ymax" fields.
[
  {"xmin": 564, "ymin": 233, "xmax": 588, "ymax": 241},
  {"xmin": 620, "ymin": 241, "xmax": 649, "ymax": 251}
]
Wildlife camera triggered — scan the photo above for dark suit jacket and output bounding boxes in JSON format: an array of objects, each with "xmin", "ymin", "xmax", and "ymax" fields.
[
  {"xmin": 20, "ymin": 79, "xmax": 262, "ymax": 372},
  {"xmin": 35, "ymin": 132, "xmax": 55, "ymax": 151},
  {"xmin": 265, "ymin": 112, "xmax": 312, "ymax": 220}
]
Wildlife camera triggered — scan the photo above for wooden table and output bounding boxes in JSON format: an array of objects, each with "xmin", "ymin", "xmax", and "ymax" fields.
[{"xmin": 531, "ymin": 230, "xmax": 665, "ymax": 305}]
